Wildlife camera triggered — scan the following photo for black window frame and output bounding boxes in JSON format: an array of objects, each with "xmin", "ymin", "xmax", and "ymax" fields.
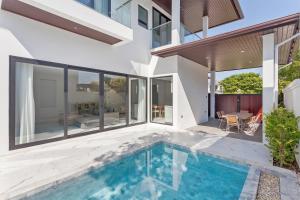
[
  {"xmin": 152, "ymin": 7, "xmax": 170, "ymax": 28},
  {"xmin": 150, "ymin": 75, "xmax": 173, "ymax": 126},
  {"xmin": 9, "ymin": 56, "xmax": 148, "ymax": 150},
  {"xmin": 138, "ymin": 5, "xmax": 148, "ymax": 29}
]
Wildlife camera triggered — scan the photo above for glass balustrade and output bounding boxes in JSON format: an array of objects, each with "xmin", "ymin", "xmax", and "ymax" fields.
[
  {"xmin": 151, "ymin": 21, "xmax": 202, "ymax": 48},
  {"xmin": 76, "ymin": 0, "xmax": 131, "ymax": 28}
]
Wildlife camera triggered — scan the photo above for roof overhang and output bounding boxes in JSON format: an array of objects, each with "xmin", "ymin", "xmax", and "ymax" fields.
[
  {"xmin": 153, "ymin": 0, "xmax": 244, "ymax": 33},
  {"xmin": 152, "ymin": 13, "xmax": 300, "ymax": 72}
]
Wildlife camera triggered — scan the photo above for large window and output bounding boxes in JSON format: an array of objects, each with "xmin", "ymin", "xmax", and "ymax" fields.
[
  {"xmin": 10, "ymin": 57, "xmax": 147, "ymax": 149},
  {"xmin": 138, "ymin": 5, "xmax": 148, "ymax": 29},
  {"xmin": 129, "ymin": 77, "xmax": 147, "ymax": 124},
  {"xmin": 14, "ymin": 62, "xmax": 65, "ymax": 145},
  {"xmin": 104, "ymin": 74, "xmax": 127, "ymax": 128},
  {"xmin": 151, "ymin": 76, "xmax": 173, "ymax": 125},
  {"xmin": 152, "ymin": 8, "xmax": 171, "ymax": 48},
  {"xmin": 68, "ymin": 69, "xmax": 100, "ymax": 135}
]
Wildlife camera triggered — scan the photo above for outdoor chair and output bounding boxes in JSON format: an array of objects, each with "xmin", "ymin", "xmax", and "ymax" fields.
[
  {"xmin": 225, "ymin": 115, "xmax": 241, "ymax": 133},
  {"xmin": 244, "ymin": 113, "xmax": 262, "ymax": 136},
  {"xmin": 216, "ymin": 111, "xmax": 226, "ymax": 128}
]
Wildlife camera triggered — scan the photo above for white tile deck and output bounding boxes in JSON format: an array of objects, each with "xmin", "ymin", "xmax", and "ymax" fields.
[{"xmin": 0, "ymin": 123, "xmax": 296, "ymax": 199}]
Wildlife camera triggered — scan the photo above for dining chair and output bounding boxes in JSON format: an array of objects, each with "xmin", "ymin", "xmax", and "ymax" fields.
[
  {"xmin": 225, "ymin": 115, "xmax": 240, "ymax": 133},
  {"xmin": 216, "ymin": 111, "xmax": 226, "ymax": 128}
]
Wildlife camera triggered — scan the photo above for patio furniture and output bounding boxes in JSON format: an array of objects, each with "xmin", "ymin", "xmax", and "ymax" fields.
[
  {"xmin": 244, "ymin": 113, "xmax": 262, "ymax": 135},
  {"xmin": 216, "ymin": 111, "xmax": 226, "ymax": 128},
  {"xmin": 225, "ymin": 115, "xmax": 241, "ymax": 132},
  {"xmin": 152, "ymin": 105, "xmax": 160, "ymax": 118}
]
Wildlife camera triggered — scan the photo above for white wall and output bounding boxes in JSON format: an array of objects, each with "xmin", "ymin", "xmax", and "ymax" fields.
[
  {"xmin": 0, "ymin": 0, "xmax": 162, "ymax": 154},
  {"xmin": 0, "ymin": 0, "xmax": 209, "ymax": 154},
  {"xmin": 149, "ymin": 55, "xmax": 209, "ymax": 129},
  {"xmin": 283, "ymin": 79, "xmax": 300, "ymax": 166},
  {"xmin": 176, "ymin": 56, "xmax": 208, "ymax": 129}
]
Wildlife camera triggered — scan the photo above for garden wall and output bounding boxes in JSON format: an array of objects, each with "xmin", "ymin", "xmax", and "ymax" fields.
[{"xmin": 283, "ymin": 79, "xmax": 300, "ymax": 166}]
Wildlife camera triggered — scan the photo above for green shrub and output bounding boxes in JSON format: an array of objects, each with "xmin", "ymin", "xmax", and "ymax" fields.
[{"xmin": 265, "ymin": 107, "xmax": 300, "ymax": 167}]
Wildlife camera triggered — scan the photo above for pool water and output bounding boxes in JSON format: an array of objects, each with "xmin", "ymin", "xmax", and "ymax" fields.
[{"xmin": 25, "ymin": 143, "xmax": 249, "ymax": 200}]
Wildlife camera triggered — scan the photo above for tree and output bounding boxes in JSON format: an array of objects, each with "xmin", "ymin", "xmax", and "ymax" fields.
[
  {"xmin": 278, "ymin": 50, "xmax": 300, "ymax": 106},
  {"xmin": 219, "ymin": 73, "xmax": 262, "ymax": 94}
]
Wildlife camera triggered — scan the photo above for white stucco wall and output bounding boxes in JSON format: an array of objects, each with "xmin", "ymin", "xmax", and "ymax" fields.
[
  {"xmin": 283, "ymin": 79, "xmax": 300, "ymax": 166},
  {"xmin": 0, "ymin": 0, "xmax": 209, "ymax": 154},
  {"xmin": 149, "ymin": 55, "xmax": 209, "ymax": 129}
]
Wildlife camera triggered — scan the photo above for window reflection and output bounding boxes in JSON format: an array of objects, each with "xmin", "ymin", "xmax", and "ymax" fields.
[
  {"xmin": 129, "ymin": 78, "xmax": 146, "ymax": 124},
  {"xmin": 104, "ymin": 74, "xmax": 127, "ymax": 128},
  {"xmin": 67, "ymin": 70, "xmax": 100, "ymax": 135},
  {"xmin": 151, "ymin": 76, "xmax": 173, "ymax": 125},
  {"xmin": 15, "ymin": 63, "xmax": 64, "ymax": 145}
]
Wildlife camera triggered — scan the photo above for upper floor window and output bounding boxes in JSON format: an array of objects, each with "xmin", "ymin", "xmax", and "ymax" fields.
[
  {"xmin": 78, "ymin": 0, "xmax": 94, "ymax": 8},
  {"xmin": 138, "ymin": 5, "xmax": 148, "ymax": 29}
]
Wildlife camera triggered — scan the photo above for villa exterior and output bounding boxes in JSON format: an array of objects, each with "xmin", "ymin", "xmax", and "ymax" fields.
[{"xmin": 0, "ymin": 0, "xmax": 299, "ymax": 156}]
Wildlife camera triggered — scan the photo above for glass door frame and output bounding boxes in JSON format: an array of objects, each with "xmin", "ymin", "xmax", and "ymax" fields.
[
  {"xmin": 150, "ymin": 75, "xmax": 174, "ymax": 126},
  {"xmin": 9, "ymin": 56, "xmax": 147, "ymax": 150}
]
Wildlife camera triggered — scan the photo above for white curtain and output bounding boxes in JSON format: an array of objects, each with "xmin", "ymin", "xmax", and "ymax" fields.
[
  {"xmin": 15, "ymin": 63, "xmax": 35, "ymax": 144},
  {"xmin": 137, "ymin": 79, "xmax": 146, "ymax": 122}
]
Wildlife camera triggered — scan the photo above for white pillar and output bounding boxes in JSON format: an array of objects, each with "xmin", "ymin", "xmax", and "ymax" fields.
[
  {"xmin": 171, "ymin": 0, "xmax": 181, "ymax": 45},
  {"xmin": 202, "ymin": 16, "xmax": 209, "ymax": 38},
  {"xmin": 210, "ymin": 71, "xmax": 216, "ymax": 118},
  {"xmin": 262, "ymin": 33, "xmax": 275, "ymax": 144}
]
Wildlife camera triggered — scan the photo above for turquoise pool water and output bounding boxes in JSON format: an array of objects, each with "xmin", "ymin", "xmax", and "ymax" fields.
[{"xmin": 25, "ymin": 142, "xmax": 249, "ymax": 200}]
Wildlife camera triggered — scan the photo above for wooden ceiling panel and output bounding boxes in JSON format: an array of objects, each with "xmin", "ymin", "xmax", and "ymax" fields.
[
  {"xmin": 152, "ymin": 13, "xmax": 300, "ymax": 72},
  {"xmin": 152, "ymin": 0, "xmax": 244, "ymax": 33}
]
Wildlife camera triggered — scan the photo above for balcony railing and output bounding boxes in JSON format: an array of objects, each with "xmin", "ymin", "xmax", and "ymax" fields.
[
  {"xmin": 151, "ymin": 21, "xmax": 172, "ymax": 49},
  {"xmin": 76, "ymin": 0, "xmax": 131, "ymax": 28},
  {"xmin": 151, "ymin": 21, "xmax": 202, "ymax": 48}
]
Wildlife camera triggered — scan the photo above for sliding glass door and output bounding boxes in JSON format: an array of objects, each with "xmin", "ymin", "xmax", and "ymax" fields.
[
  {"xmin": 67, "ymin": 69, "xmax": 100, "ymax": 135},
  {"xmin": 14, "ymin": 62, "xmax": 65, "ymax": 145},
  {"xmin": 103, "ymin": 74, "xmax": 127, "ymax": 128},
  {"xmin": 129, "ymin": 77, "xmax": 147, "ymax": 124},
  {"xmin": 10, "ymin": 56, "xmax": 147, "ymax": 149},
  {"xmin": 151, "ymin": 76, "xmax": 173, "ymax": 125}
]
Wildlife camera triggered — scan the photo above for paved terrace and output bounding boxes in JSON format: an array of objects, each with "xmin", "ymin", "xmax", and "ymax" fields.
[{"xmin": 1, "ymin": 123, "xmax": 298, "ymax": 199}]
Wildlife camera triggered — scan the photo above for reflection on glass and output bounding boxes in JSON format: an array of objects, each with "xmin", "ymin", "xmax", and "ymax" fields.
[
  {"xmin": 15, "ymin": 62, "xmax": 64, "ymax": 144},
  {"xmin": 151, "ymin": 76, "xmax": 173, "ymax": 124},
  {"xmin": 67, "ymin": 70, "xmax": 100, "ymax": 135},
  {"xmin": 129, "ymin": 78, "xmax": 146, "ymax": 124},
  {"xmin": 104, "ymin": 74, "xmax": 127, "ymax": 128},
  {"xmin": 76, "ymin": 0, "xmax": 132, "ymax": 28}
]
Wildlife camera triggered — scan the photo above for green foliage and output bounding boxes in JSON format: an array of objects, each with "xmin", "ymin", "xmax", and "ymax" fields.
[
  {"xmin": 278, "ymin": 50, "xmax": 300, "ymax": 106},
  {"xmin": 219, "ymin": 73, "xmax": 262, "ymax": 94},
  {"xmin": 265, "ymin": 107, "xmax": 300, "ymax": 167}
]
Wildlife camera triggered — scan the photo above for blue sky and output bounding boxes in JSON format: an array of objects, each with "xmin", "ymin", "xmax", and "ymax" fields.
[{"xmin": 211, "ymin": 0, "xmax": 300, "ymax": 81}]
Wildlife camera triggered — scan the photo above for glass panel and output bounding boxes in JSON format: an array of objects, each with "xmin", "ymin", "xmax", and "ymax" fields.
[
  {"xmin": 138, "ymin": 5, "xmax": 148, "ymax": 29},
  {"xmin": 151, "ymin": 76, "xmax": 173, "ymax": 125},
  {"xmin": 152, "ymin": 21, "xmax": 172, "ymax": 48},
  {"xmin": 104, "ymin": 74, "xmax": 127, "ymax": 128},
  {"xmin": 67, "ymin": 70, "xmax": 100, "ymax": 135},
  {"xmin": 129, "ymin": 78, "xmax": 146, "ymax": 124},
  {"xmin": 76, "ymin": 0, "xmax": 131, "ymax": 28},
  {"xmin": 15, "ymin": 62, "xmax": 65, "ymax": 145}
]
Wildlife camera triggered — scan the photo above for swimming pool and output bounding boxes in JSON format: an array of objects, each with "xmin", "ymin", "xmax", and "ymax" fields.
[{"xmin": 25, "ymin": 142, "xmax": 249, "ymax": 200}]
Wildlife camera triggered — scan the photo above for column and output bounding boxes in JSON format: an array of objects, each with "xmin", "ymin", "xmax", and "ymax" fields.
[
  {"xmin": 171, "ymin": 0, "xmax": 181, "ymax": 45},
  {"xmin": 262, "ymin": 33, "xmax": 275, "ymax": 144},
  {"xmin": 210, "ymin": 71, "xmax": 216, "ymax": 118},
  {"xmin": 202, "ymin": 16, "xmax": 209, "ymax": 38}
]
